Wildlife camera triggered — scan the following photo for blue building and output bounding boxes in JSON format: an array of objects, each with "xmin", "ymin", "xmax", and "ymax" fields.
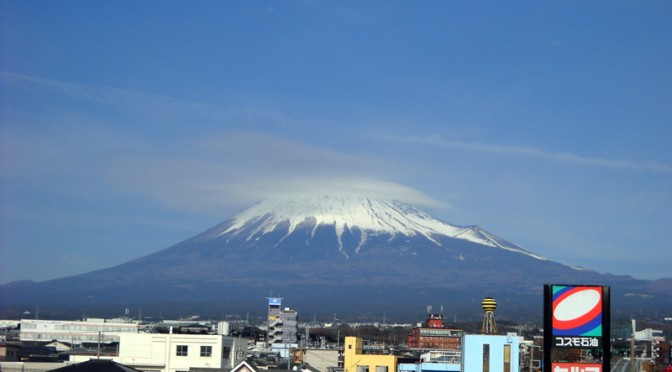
[
  {"xmin": 462, "ymin": 334, "xmax": 519, "ymax": 372},
  {"xmin": 398, "ymin": 334, "xmax": 520, "ymax": 372}
]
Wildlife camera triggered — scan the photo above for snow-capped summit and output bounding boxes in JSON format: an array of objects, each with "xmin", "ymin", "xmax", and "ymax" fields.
[{"xmin": 217, "ymin": 194, "xmax": 545, "ymax": 260}]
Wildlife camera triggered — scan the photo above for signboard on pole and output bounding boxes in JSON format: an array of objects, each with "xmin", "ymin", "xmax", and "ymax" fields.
[{"xmin": 543, "ymin": 284, "xmax": 610, "ymax": 372}]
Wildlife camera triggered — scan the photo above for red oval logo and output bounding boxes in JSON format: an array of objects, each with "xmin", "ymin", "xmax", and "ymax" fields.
[{"xmin": 552, "ymin": 287, "xmax": 601, "ymax": 330}]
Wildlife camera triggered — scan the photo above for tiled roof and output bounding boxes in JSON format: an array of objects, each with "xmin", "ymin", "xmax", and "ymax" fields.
[{"xmin": 48, "ymin": 359, "xmax": 141, "ymax": 372}]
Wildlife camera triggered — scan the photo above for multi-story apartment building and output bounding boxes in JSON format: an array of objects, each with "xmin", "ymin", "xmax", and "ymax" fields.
[
  {"xmin": 266, "ymin": 298, "xmax": 299, "ymax": 347},
  {"xmin": 267, "ymin": 298, "xmax": 282, "ymax": 346},
  {"xmin": 279, "ymin": 308, "xmax": 299, "ymax": 344}
]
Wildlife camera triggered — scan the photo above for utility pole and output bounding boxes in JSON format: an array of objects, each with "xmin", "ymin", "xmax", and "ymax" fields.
[{"xmin": 630, "ymin": 318, "xmax": 636, "ymax": 372}]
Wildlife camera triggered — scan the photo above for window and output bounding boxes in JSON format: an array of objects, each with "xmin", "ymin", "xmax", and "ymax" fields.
[
  {"xmin": 176, "ymin": 345, "xmax": 188, "ymax": 356},
  {"xmin": 223, "ymin": 346, "xmax": 231, "ymax": 358},
  {"xmin": 201, "ymin": 345, "xmax": 212, "ymax": 357},
  {"xmin": 503, "ymin": 344, "xmax": 511, "ymax": 372},
  {"xmin": 483, "ymin": 344, "xmax": 490, "ymax": 372}
]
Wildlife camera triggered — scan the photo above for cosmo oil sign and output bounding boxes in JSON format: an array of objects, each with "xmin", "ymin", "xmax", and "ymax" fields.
[
  {"xmin": 551, "ymin": 285, "xmax": 604, "ymax": 348},
  {"xmin": 543, "ymin": 285, "xmax": 610, "ymax": 372}
]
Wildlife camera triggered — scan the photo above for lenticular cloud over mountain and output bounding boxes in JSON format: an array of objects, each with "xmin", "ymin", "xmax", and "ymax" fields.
[{"xmin": 241, "ymin": 178, "xmax": 447, "ymax": 210}]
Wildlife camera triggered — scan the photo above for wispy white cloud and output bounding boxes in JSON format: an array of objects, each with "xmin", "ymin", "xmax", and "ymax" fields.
[
  {"xmin": 0, "ymin": 71, "xmax": 299, "ymax": 129},
  {"xmin": 378, "ymin": 133, "xmax": 672, "ymax": 174},
  {"xmin": 1, "ymin": 72, "xmax": 446, "ymax": 218}
]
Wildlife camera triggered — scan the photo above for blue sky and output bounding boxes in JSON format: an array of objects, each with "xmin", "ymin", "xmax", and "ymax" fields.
[{"xmin": 1, "ymin": 1, "xmax": 670, "ymax": 284}]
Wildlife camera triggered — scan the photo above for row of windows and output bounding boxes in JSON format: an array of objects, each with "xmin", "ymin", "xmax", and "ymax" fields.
[
  {"xmin": 22, "ymin": 324, "xmax": 136, "ymax": 332},
  {"xmin": 418, "ymin": 329, "xmax": 460, "ymax": 336},
  {"xmin": 52, "ymin": 325, "xmax": 135, "ymax": 332},
  {"xmin": 175, "ymin": 345, "xmax": 215, "ymax": 357},
  {"xmin": 355, "ymin": 366, "xmax": 389, "ymax": 372},
  {"xmin": 418, "ymin": 336, "xmax": 460, "ymax": 343},
  {"xmin": 24, "ymin": 333, "xmax": 117, "ymax": 343}
]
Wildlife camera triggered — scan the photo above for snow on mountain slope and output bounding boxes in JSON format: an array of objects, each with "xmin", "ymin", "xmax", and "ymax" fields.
[{"xmin": 217, "ymin": 194, "xmax": 546, "ymax": 260}]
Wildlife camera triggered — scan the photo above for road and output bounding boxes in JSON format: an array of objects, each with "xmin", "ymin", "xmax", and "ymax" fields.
[{"xmin": 611, "ymin": 358, "xmax": 641, "ymax": 372}]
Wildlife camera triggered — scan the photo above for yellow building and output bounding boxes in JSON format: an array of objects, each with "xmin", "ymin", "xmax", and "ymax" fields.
[{"xmin": 344, "ymin": 336, "xmax": 397, "ymax": 372}]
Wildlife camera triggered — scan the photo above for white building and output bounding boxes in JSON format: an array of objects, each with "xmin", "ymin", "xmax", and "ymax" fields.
[
  {"xmin": 70, "ymin": 332, "xmax": 246, "ymax": 372},
  {"xmin": 20, "ymin": 318, "xmax": 139, "ymax": 344},
  {"xmin": 634, "ymin": 328, "xmax": 665, "ymax": 342}
]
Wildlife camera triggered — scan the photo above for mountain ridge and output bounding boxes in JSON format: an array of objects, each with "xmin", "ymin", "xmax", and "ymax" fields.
[{"xmin": 0, "ymin": 194, "xmax": 669, "ymax": 321}]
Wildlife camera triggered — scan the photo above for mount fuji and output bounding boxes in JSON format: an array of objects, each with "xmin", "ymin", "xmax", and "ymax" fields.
[
  {"xmin": 1, "ymin": 194, "xmax": 669, "ymax": 320},
  {"xmin": 217, "ymin": 195, "xmax": 544, "ymax": 260}
]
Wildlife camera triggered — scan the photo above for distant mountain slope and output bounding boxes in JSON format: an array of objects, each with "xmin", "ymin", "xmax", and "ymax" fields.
[{"xmin": 0, "ymin": 194, "xmax": 669, "ymax": 320}]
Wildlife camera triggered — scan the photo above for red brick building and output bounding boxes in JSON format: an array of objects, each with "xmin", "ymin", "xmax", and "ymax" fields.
[{"xmin": 407, "ymin": 313, "xmax": 462, "ymax": 350}]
